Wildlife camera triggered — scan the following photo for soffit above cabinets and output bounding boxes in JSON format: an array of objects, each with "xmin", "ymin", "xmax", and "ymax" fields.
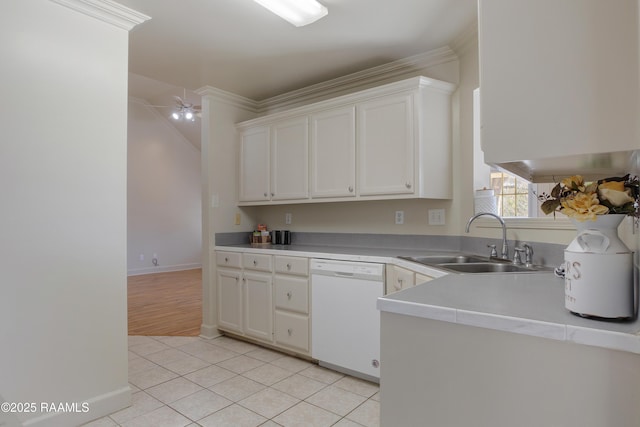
[{"xmin": 494, "ymin": 150, "xmax": 639, "ymax": 183}]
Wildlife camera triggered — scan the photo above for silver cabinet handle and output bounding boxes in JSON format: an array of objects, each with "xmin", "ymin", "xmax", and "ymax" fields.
[
  {"xmin": 286, "ymin": 291, "xmax": 292, "ymax": 299},
  {"xmin": 271, "ymin": 192, "xmax": 275, "ymax": 197},
  {"xmin": 287, "ymin": 328, "xmax": 293, "ymax": 336},
  {"xmin": 348, "ymin": 186, "xmax": 354, "ymax": 192},
  {"xmin": 264, "ymin": 192, "xmax": 268, "ymax": 197},
  {"xmin": 405, "ymin": 182, "xmax": 412, "ymax": 189},
  {"xmin": 253, "ymin": 260, "xmax": 257, "ymax": 266},
  {"xmin": 224, "ymin": 257, "xmax": 229, "ymax": 262},
  {"xmin": 286, "ymin": 263, "xmax": 292, "ymax": 270}
]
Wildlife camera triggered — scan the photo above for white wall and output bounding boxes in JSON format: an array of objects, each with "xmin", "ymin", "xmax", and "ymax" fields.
[
  {"xmin": 127, "ymin": 99, "xmax": 202, "ymax": 275},
  {"xmin": 0, "ymin": 1, "xmax": 140, "ymax": 425}
]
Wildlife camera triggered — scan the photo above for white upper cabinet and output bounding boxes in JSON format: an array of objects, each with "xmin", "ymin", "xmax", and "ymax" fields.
[
  {"xmin": 271, "ymin": 116, "xmax": 309, "ymax": 201},
  {"xmin": 239, "ymin": 118, "xmax": 309, "ymax": 203},
  {"xmin": 479, "ymin": 0, "xmax": 639, "ymax": 180},
  {"xmin": 358, "ymin": 93, "xmax": 414, "ymax": 196},
  {"xmin": 239, "ymin": 126, "xmax": 270, "ymax": 202},
  {"xmin": 237, "ymin": 76, "xmax": 456, "ymax": 205},
  {"xmin": 310, "ymin": 106, "xmax": 356, "ymax": 199}
]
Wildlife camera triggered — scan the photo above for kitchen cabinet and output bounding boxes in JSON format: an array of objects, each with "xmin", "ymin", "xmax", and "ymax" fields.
[
  {"xmin": 271, "ymin": 116, "xmax": 309, "ymax": 201},
  {"xmin": 479, "ymin": 0, "xmax": 639, "ymax": 181},
  {"xmin": 381, "ymin": 311, "xmax": 640, "ymax": 427},
  {"xmin": 216, "ymin": 251, "xmax": 273, "ymax": 343},
  {"xmin": 273, "ymin": 255, "xmax": 310, "ymax": 354},
  {"xmin": 243, "ymin": 272, "xmax": 272, "ymax": 341},
  {"xmin": 237, "ymin": 76, "xmax": 455, "ymax": 205},
  {"xmin": 239, "ymin": 126, "xmax": 270, "ymax": 202},
  {"xmin": 239, "ymin": 117, "xmax": 309, "ymax": 203},
  {"xmin": 386, "ymin": 264, "xmax": 433, "ymax": 294},
  {"xmin": 310, "ymin": 106, "xmax": 356, "ymax": 199},
  {"xmin": 216, "ymin": 252, "xmax": 243, "ymax": 333},
  {"xmin": 358, "ymin": 94, "xmax": 414, "ymax": 196},
  {"xmin": 216, "ymin": 250, "xmax": 311, "ymax": 355}
]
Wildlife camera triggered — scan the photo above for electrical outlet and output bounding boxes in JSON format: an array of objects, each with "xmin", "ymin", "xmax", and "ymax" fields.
[
  {"xmin": 285, "ymin": 213, "xmax": 292, "ymax": 225},
  {"xmin": 234, "ymin": 213, "xmax": 241, "ymax": 225},
  {"xmin": 395, "ymin": 210, "xmax": 404, "ymax": 225},
  {"xmin": 428, "ymin": 209, "xmax": 446, "ymax": 225},
  {"xmin": 139, "ymin": 253, "xmax": 144, "ymax": 261}
]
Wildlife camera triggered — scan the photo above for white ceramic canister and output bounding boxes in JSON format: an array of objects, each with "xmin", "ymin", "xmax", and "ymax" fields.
[{"xmin": 564, "ymin": 214, "xmax": 634, "ymax": 319}]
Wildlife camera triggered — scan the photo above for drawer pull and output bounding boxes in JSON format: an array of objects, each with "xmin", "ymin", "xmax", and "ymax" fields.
[
  {"xmin": 286, "ymin": 291, "xmax": 292, "ymax": 299},
  {"xmin": 264, "ymin": 192, "xmax": 268, "ymax": 197},
  {"xmin": 253, "ymin": 260, "xmax": 258, "ymax": 266},
  {"xmin": 287, "ymin": 328, "xmax": 293, "ymax": 336},
  {"xmin": 405, "ymin": 182, "xmax": 412, "ymax": 189},
  {"xmin": 286, "ymin": 263, "xmax": 292, "ymax": 270},
  {"xmin": 224, "ymin": 257, "xmax": 229, "ymax": 262}
]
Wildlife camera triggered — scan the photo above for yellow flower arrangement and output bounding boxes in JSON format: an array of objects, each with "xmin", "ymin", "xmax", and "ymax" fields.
[{"xmin": 539, "ymin": 174, "xmax": 639, "ymax": 221}]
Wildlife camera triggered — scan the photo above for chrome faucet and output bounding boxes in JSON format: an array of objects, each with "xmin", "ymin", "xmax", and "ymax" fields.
[{"xmin": 465, "ymin": 212, "xmax": 509, "ymax": 260}]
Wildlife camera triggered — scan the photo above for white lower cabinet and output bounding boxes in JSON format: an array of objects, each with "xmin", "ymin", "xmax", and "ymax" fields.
[
  {"xmin": 243, "ymin": 272, "xmax": 273, "ymax": 341},
  {"xmin": 216, "ymin": 251, "xmax": 310, "ymax": 355},
  {"xmin": 386, "ymin": 264, "xmax": 433, "ymax": 294},
  {"xmin": 273, "ymin": 255, "xmax": 310, "ymax": 354},
  {"xmin": 274, "ymin": 311, "xmax": 309, "ymax": 353},
  {"xmin": 217, "ymin": 268, "xmax": 243, "ymax": 333}
]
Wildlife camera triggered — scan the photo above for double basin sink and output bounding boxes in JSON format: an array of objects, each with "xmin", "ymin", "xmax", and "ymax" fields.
[{"xmin": 398, "ymin": 254, "xmax": 551, "ymax": 274}]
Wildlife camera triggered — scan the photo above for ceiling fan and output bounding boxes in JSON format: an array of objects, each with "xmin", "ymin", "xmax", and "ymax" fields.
[
  {"xmin": 170, "ymin": 94, "xmax": 201, "ymax": 122},
  {"xmin": 133, "ymin": 89, "xmax": 202, "ymax": 122}
]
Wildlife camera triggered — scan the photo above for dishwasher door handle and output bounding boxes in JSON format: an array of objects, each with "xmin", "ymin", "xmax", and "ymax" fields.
[{"xmin": 334, "ymin": 272, "xmax": 355, "ymax": 278}]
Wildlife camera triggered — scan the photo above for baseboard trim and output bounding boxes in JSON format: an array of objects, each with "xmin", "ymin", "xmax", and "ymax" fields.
[
  {"xmin": 21, "ymin": 385, "xmax": 131, "ymax": 427},
  {"xmin": 127, "ymin": 263, "xmax": 201, "ymax": 276},
  {"xmin": 200, "ymin": 323, "xmax": 222, "ymax": 340}
]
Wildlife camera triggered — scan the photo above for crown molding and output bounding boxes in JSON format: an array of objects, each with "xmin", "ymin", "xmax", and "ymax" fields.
[
  {"xmin": 195, "ymin": 86, "xmax": 259, "ymax": 113},
  {"xmin": 449, "ymin": 22, "xmax": 478, "ymax": 57},
  {"xmin": 50, "ymin": 0, "xmax": 150, "ymax": 31},
  {"xmin": 256, "ymin": 46, "xmax": 459, "ymax": 113}
]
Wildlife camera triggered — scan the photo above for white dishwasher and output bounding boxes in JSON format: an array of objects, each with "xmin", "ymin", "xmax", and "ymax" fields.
[{"xmin": 311, "ymin": 258, "xmax": 384, "ymax": 381}]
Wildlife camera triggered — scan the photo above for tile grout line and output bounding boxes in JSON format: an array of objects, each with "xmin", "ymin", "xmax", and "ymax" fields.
[{"xmin": 86, "ymin": 335, "xmax": 379, "ymax": 426}]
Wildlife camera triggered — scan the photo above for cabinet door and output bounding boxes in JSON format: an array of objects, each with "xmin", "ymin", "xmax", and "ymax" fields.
[
  {"xmin": 217, "ymin": 268, "xmax": 243, "ymax": 333},
  {"xmin": 479, "ymin": 0, "xmax": 638, "ymax": 164},
  {"xmin": 271, "ymin": 117, "xmax": 309, "ymax": 201},
  {"xmin": 310, "ymin": 107, "xmax": 356, "ymax": 198},
  {"xmin": 243, "ymin": 272, "xmax": 273, "ymax": 342},
  {"xmin": 274, "ymin": 310, "xmax": 309, "ymax": 353},
  {"xmin": 239, "ymin": 126, "xmax": 270, "ymax": 202},
  {"xmin": 357, "ymin": 94, "xmax": 414, "ymax": 196},
  {"xmin": 386, "ymin": 265, "xmax": 415, "ymax": 294}
]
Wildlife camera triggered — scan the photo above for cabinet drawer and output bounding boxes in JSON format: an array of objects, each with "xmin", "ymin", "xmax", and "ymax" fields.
[
  {"xmin": 243, "ymin": 253, "xmax": 273, "ymax": 272},
  {"xmin": 216, "ymin": 251, "xmax": 242, "ymax": 268},
  {"xmin": 274, "ymin": 256, "xmax": 309, "ymax": 276},
  {"xmin": 274, "ymin": 276, "xmax": 309, "ymax": 314},
  {"xmin": 274, "ymin": 310, "xmax": 309, "ymax": 353}
]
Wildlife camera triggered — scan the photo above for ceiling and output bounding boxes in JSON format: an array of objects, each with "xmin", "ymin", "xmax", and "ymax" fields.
[{"xmin": 120, "ymin": 0, "xmax": 477, "ymax": 148}]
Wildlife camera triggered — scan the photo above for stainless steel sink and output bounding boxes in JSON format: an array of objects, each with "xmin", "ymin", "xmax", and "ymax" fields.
[
  {"xmin": 398, "ymin": 254, "xmax": 551, "ymax": 274},
  {"xmin": 399, "ymin": 255, "xmax": 487, "ymax": 265},
  {"xmin": 436, "ymin": 262, "xmax": 540, "ymax": 273}
]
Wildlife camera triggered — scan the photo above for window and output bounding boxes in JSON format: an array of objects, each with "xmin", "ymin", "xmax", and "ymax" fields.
[{"xmin": 491, "ymin": 170, "xmax": 529, "ymax": 217}]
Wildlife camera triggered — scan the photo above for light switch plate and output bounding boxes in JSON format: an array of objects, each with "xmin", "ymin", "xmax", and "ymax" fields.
[{"xmin": 428, "ymin": 209, "xmax": 445, "ymax": 225}]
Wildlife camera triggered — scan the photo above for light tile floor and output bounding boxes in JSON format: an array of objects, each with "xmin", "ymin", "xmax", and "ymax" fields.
[{"xmin": 83, "ymin": 335, "xmax": 380, "ymax": 427}]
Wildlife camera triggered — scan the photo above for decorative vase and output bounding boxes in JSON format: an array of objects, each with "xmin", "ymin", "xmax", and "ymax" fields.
[{"xmin": 564, "ymin": 214, "xmax": 634, "ymax": 320}]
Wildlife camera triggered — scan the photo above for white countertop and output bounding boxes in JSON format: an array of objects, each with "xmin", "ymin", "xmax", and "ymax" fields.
[
  {"xmin": 378, "ymin": 272, "xmax": 640, "ymax": 355},
  {"xmin": 216, "ymin": 244, "xmax": 640, "ymax": 355}
]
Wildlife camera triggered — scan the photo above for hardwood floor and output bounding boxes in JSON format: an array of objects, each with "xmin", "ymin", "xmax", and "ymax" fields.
[{"xmin": 128, "ymin": 268, "xmax": 202, "ymax": 336}]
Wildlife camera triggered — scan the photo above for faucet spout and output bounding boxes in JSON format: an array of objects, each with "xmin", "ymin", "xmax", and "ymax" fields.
[{"xmin": 465, "ymin": 212, "xmax": 509, "ymax": 260}]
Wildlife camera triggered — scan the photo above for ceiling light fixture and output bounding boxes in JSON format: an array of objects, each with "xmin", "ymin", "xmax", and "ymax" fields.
[
  {"xmin": 253, "ymin": 0, "xmax": 328, "ymax": 27},
  {"xmin": 171, "ymin": 105, "xmax": 196, "ymax": 122}
]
